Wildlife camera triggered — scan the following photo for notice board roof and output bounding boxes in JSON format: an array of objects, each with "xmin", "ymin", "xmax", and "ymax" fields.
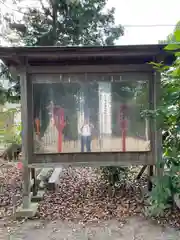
[{"xmin": 0, "ymin": 44, "xmax": 176, "ymax": 67}]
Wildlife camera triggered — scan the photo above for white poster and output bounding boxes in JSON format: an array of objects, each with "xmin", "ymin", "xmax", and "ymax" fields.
[{"xmin": 98, "ymin": 82, "xmax": 112, "ymax": 135}]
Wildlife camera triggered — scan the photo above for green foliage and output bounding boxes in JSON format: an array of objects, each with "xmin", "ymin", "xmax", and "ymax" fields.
[
  {"xmin": 147, "ymin": 28, "xmax": 180, "ymax": 217},
  {"xmin": 20, "ymin": 0, "xmax": 123, "ymax": 46},
  {"xmin": 159, "ymin": 21, "xmax": 180, "ymax": 44},
  {"xmin": 0, "ymin": 107, "xmax": 21, "ymax": 147},
  {"xmin": 0, "ymin": 90, "xmax": 6, "ymax": 105},
  {"xmin": 147, "ymin": 158, "xmax": 180, "ymax": 216},
  {"xmin": 0, "ymin": 63, "xmax": 20, "ymax": 103},
  {"xmin": 0, "ymin": 82, "xmax": 7, "ymax": 105},
  {"xmin": 0, "ymin": 0, "xmax": 124, "ymax": 136},
  {"xmin": 3, "ymin": 126, "xmax": 21, "ymax": 145}
]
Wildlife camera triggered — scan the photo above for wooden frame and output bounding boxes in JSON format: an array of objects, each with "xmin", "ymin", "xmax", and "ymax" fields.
[
  {"xmin": 0, "ymin": 44, "xmax": 174, "ymax": 168},
  {"xmin": 28, "ymin": 64, "xmax": 152, "ymax": 74},
  {"xmin": 31, "ymin": 71, "xmax": 150, "ymax": 84},
  {"xmin": 29, "ymin": 151, "xmax": 153, "ymax": 168},
  {"xmin": 29, "ymin": 67, "xmax": 152, "ymax": 166}
]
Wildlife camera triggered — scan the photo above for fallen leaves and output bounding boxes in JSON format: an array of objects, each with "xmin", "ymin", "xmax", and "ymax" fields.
[
  {"xmin": 38, "ymin": 167, "xmax": 145, "ymax": 223},
  {"xmin": 0, "ymin": 163, "xmax": 22, "ymax": 219},
  {"xmin": 0, "ymin": 164, "xmax": 180, "ymax": 229}
]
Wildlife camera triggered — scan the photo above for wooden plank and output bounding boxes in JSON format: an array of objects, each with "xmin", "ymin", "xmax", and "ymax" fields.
[
  {"xmin": 136, "ymin": 165, "xmax": 147, "ymax": 180},
  {"xmin": 29, "ymin": 161, "xmax": 154, "ymax": 168},
  {"xmin": 29, "ymin": 64, "xmax": 152, "ymax": 74},
  {"xmin": 29, "ymin": 151, "xmax": 153, "ymax": 167},
  {"xmin": 0, "ymin": 44, "xmax": 172, "ymax": 58},
  {"xmin": 1, "ymin": 44, "xmax": 165, "ymax": 61},
  {"xmin": 48, "ymin": 168, "xmax": 63, "ymax": 191}
]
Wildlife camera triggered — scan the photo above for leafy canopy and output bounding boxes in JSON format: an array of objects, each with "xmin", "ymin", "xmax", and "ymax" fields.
[{"xmin": 0, "ymin": 0, "xmax": 124, "ymax": 102}]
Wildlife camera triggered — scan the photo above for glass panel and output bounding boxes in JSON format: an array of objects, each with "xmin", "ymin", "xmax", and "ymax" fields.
[{"xmin": 32, "ymin": 73, "xmax": 150, "ymax": 153}]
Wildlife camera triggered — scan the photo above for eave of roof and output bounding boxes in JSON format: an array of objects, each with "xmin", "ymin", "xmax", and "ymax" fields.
[{"xmin": 0, "ymin": 44, "xmax": 177, "ymax": 66}]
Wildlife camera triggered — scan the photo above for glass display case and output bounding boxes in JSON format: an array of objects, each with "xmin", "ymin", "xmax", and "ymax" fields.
[
  {"xmin": 32, "ymin": 73, "xmax": 150, "ymax": 154},
  {"xmin": 1, "ymin": 44, "xmax": 173, "ymax": 166}
]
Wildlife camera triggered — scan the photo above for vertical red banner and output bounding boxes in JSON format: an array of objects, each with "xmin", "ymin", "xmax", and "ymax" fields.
[
  {"xmin": 35, "ymin": 118, "xmax": 40, "ymax": 137},
  {"xmin": 57, "ymin": 108, "xmax": 65, "ymax": 153}
]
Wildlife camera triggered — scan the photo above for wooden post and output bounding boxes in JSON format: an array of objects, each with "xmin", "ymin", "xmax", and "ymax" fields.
[
  {"xmin": 136, "ymin": 165, "xmax": 147, "ymax": 180},
  {"xmin": 147, "ymin": 69, "xmax": 162, "ymax": 190},
  {"xmin": 148, "ymin": 71, "xmax": 155, "ymax": 191},
  {"xmin": 20, "ymin": 65, "xmax": 34, "ymax": 209},
  {"xmin": 147, "ymin": 165, "xmax": 154, "ymax": 191},
  {"xmin": 154, "ymin": 71, "xmax": 163, "ymax": 177}
]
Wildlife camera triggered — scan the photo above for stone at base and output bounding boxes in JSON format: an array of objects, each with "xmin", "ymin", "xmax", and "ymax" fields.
[
  {"xmin": 31, "ymin": 190, "xmax": 44, "ymax": 202},
  {"xmin": 15, "ymin": 202, "xmax": 39, "ymax": 219}
]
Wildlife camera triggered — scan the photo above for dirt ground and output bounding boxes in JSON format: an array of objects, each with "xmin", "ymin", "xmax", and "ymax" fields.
[{"xmin": 1, "ymin": 216, "xmax": 180, "ymax": 240}]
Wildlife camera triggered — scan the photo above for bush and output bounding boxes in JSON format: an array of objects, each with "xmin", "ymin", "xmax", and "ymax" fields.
[
  {"xmin": 100, "ymin": 166, "xmax": 128, "ymax": 186},
  {"xmin": 146, "ymin": 33, "xmax": 180, "ymax": 216},
  {"xmin": 1, "ymin": 108, "xmax": 21, "ymax": 147}
]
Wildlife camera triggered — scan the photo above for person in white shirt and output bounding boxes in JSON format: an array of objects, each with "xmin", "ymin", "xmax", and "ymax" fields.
[{"xmin": 80, "ymin": 119, "xmax": 94, "ymax": 152}]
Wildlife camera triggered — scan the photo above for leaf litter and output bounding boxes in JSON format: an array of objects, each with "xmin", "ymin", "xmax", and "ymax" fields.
[{"xmin": 0, "ymin": 163, "xmax": 180, "ymax": 229}]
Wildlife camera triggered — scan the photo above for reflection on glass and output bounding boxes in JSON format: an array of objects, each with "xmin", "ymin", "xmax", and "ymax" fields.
[{"xmin": 32, "ymin": 74, "xmax": 150, "ymax": 153}]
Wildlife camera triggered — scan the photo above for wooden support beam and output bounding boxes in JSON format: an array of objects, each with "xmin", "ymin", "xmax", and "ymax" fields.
[
  {"xmin": 15, "ymin": 64, "xmax": 39, "ymax": 219},
  {"xmin": 147, "ymin": 70, "xmax": 157, "ymax": 191},
  {"xmin": 20, "ymin": 67, "xmax": 33, "ymax": 209},
  {"xmin": 147, "ymin": 165, "xmax": 154, "ymax": 191},
  {"xmin": 30, "ymin": 151, "xmax": 153, "ymax": 167},
  {"xmin": 154, "ymin": 71, "xmax": 163, "ymax": 177},
  {"xmin": 136, "ymin": 165, "xmax": 147, "ymax": 180}
]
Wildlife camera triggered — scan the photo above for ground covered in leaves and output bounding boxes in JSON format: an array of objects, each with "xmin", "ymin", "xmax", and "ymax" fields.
[
  {"xmin": 38, "ymin": 167, "xmax": 144, "ymax": 222},
  {"xmin": 0, "ymin": 163, "xmax": 180, "ymax": 238}
]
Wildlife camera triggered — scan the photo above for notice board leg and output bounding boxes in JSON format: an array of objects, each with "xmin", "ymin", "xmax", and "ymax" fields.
[
  {"xmin": 147, "ymin": 165, "xmax": 154, "ymax": 191},
  {"xmin": 136, "ymin": 165, "xmax": 147, "ymax": 180}
]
